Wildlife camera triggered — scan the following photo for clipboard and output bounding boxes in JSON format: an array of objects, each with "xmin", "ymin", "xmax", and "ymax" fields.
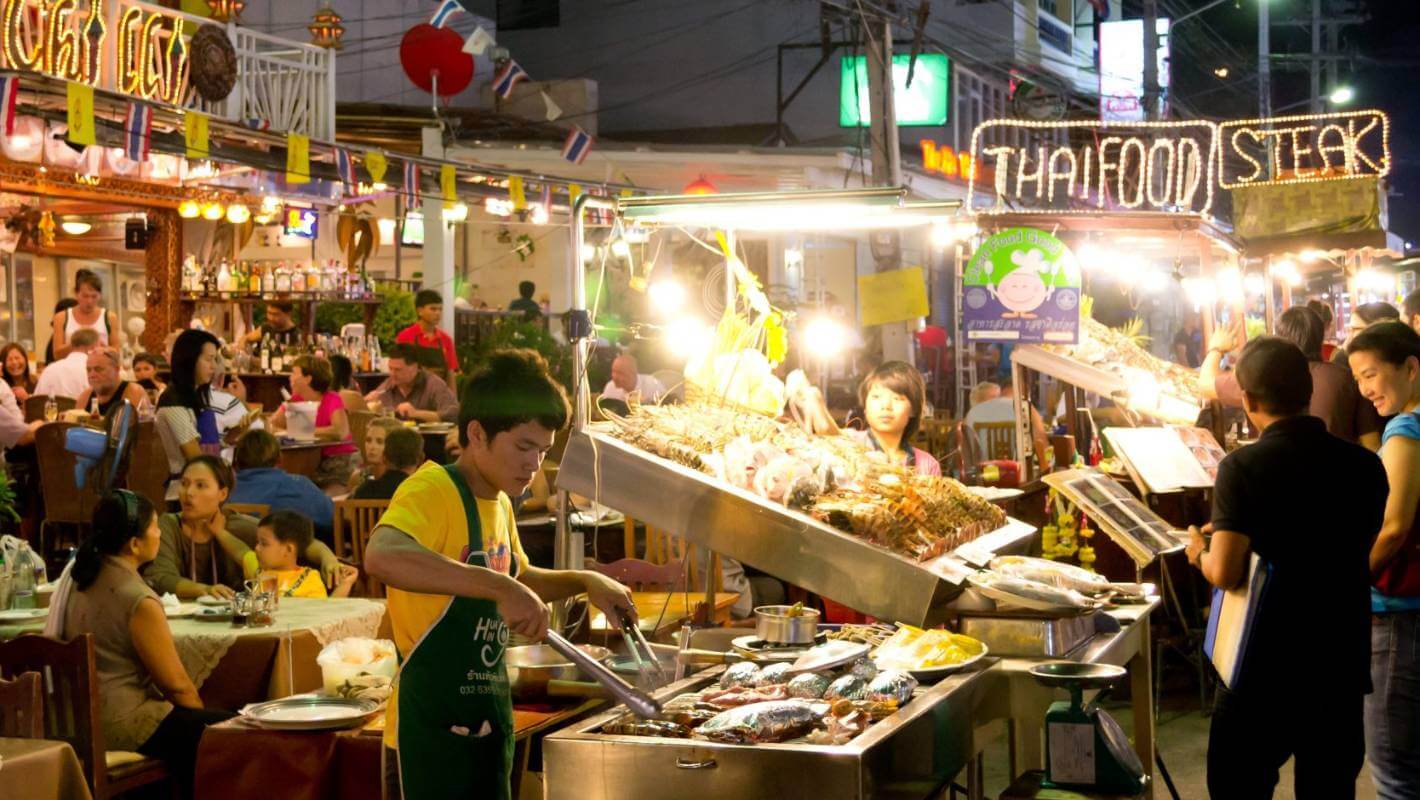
[{"xmin": 1204, "ymin": 552, "xmax": 1272, "ymax": 690}]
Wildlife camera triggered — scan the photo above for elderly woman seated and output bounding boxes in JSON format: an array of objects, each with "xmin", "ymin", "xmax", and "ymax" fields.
[
  {"xmin": 57, "ymin": 490, "xmax": 235, "ymax": 798},
  {"xmin": 143, "ymin": 455, "xmax": 340, "ymax": 599}
]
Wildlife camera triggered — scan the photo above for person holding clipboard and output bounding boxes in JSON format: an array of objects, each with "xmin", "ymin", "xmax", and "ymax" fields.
[
  {"xmin": 363, "ymin": 349, "xmax": 635, "ymax": 799},
  {"xmin": 1187, "ymin": 336, "xmax": 1385, "ymax": 799}
]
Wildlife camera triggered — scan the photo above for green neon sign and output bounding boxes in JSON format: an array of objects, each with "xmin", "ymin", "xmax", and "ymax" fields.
[{"xmin": 839, "ymin": 53, "xmax": 950, "ymax": 128}]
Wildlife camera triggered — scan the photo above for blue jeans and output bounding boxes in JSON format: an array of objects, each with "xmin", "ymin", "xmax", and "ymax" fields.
[{"xmin": 1367, "ymin": 612, "xmax": 1420, "ymax": 799}]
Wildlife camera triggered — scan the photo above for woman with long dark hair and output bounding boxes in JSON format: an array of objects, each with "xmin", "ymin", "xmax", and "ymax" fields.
[
  {"xmin": 56, "ymin": 490, "xmax": 233, "ymax": 797},
  {"xmin": 155, "ymin": 329, "xmax": 221, "ymax": 499},
  {"xmin": 0, "ymin": 342, "xmax": 35, "ymax": 403}
]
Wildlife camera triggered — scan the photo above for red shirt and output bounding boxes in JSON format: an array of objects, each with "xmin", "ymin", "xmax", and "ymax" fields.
[{"xmin": 396, "ymin": 324, "xmax": 459, "ymax": 372}]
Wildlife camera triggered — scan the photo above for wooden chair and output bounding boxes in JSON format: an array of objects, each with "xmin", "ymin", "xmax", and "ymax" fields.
[
  {"xmin": 0, "ymin": 634, "xmax": 169, "ymax": 799},
  {"xmin": 124, "ymin": 420, "xmax": 169, "ymax": 511},
  {"xmin": 23, "ymin": 394, "xmax": 75, "ymax": 423},
  {"xmin": 348, "ymin": 409, "xmax": 377, "ymax": 457},
  {"xmin": 621, "ymin": 520, "xmax": 724, "ymax": 620},
  {"xmin": 224, "ymin": 503, "xmax": 270, "ymax": 519},
  {"xmin": 972, "ymin": 420, "xmax": 1016, "ymax": 462},
  {"xmin": 0, "ymin": 671, "xmax": 43, "ymax": 737},
  {"xmin": 588, "ymin": 558, "xmax": 686, "ymax": 591},
  {"xmin": 35, "ymin": 422, "xmax": 98, "ymax": 560},
  {"xmin": 333, "ymin": 499, "xmax": 390, "ymax": 596}
]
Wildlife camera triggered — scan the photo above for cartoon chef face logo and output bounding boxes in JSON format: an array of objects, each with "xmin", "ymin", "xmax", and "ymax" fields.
[{"xmin": 992, "ymin": 248, "xmax": 1052, "ymax": 319}]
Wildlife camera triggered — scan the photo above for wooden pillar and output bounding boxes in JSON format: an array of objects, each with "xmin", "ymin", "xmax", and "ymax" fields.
[{"xmin": 142, "ymin": 208, "xmax": 184, "ymax": 355}]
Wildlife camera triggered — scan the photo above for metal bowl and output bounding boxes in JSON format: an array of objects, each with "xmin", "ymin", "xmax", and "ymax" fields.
[
  {"xmin": 754, "ymin": 604, "xmax": 821, "ymax": 645},
  {"xmin": 506, "ymin": 644, "xmax": 612, "ymax": 701},
  {"xmin": 1028, "ymin": 661, "xmax": 1127, "ymax": 690}
]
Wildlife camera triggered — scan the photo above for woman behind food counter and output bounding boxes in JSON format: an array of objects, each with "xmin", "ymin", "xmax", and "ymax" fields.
[
  {"xmin": 795, "ymin": 360, "xmax": 940, "ymax": 476},
  {"xmin": 1346, "ymin": 321, "xmax": 1420, "ymax": 797}
]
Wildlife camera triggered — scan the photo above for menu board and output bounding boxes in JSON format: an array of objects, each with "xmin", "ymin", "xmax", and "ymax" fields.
[
  {"xmin": 1044, "ymin": 469, "xmax": 1187, "ymax": 567},
  {"xmin": 1103, "ymin": 426, "xmax": 1226, "ymax": 494}
]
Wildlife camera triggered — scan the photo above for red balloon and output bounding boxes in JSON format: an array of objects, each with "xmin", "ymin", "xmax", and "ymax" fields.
[{"xmin": 399, "ymin": 24, "xmax": 474, "ymax": 96}]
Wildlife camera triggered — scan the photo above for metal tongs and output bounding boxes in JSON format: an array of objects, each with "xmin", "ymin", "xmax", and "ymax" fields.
[
  {"xmin": 543, "ymin": 629, "xmax": 662, "ymax": 719},
  {"xmin": 616, "ymin": 607, "xmax": 667, "ymax": 689}
]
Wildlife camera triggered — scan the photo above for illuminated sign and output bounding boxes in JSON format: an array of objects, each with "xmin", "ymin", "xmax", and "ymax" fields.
[
  {"xmin": 2, "ymin": 0, "xmax": 190, "ymax": 105},
  {"xmin": 919, "ymin": 140, "xmax": 975, "ymax": 180},
  {"xmin": 966, "ymin": 119, "xmax": 1219, "ymax": 215},
  {"xmin": 1099, "ymin": 18, "xmax": 1170, "ymax": 123},
  {"xmin": 1217, "ymin": 110, "xmax": 1390, "ymax": 189},
  {"xmin": 283, "ymin": 207, "xmax": 317, "ymax": 239},
  {"xmin": 839, "ymin": 53, "xmax": 949, "ymax": 128}
]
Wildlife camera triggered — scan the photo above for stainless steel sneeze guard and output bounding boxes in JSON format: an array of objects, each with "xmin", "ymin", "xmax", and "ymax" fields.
[
  {"xmin": 557, "ymin": 428, "xmax": 1036, "ymax": 627},
  {"xmin": 543, "ymin": 665, "xmax": 992, "ymax": 800}
]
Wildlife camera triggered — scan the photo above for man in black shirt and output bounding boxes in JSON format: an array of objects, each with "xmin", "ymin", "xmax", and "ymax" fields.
[
  {"xmin": 353, "ymin": 427, "xmax": 422, "ymax": 500},
  {"xmin": 1187, "ymin": 336, "xmax": 1387, "ymax": 799},
  {"xmin": 508, "ymin": 280, "xmax": 541, "ymax": 320}
]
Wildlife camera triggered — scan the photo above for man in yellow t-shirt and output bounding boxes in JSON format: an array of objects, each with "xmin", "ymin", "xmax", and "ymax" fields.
[{"xmin": 365, "ymin": 349, "xmax": 635, "ymax": 800}]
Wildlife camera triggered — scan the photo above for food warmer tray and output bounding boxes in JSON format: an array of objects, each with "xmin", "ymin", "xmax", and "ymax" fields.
[
  {"xmin": 543, "ymin": 663, "xmax": 994, "ymax": 800},
  {"xmin": 558, "ymin": 428, "xmax": 1036, "ymax": 627},
  {"xmin": 1011, "ymin": 344, "xmax": 1201, "ymax": 425}
]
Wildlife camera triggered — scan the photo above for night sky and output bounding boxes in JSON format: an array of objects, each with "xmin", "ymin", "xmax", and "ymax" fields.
[{"xmin": 1166, "ymin": 0, "xmax": 1420, "ymax": 244}]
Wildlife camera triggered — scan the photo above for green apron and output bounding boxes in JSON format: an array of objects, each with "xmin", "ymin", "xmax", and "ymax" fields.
[{"xmin": 395, "ymin": 464, "xmax": 517, "ymax": 799}]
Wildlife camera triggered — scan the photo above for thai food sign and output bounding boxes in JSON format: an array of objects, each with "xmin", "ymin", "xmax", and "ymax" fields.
[{"xmin": 963, "ymin": 227, "xmax": 1080, "ymax": 344}]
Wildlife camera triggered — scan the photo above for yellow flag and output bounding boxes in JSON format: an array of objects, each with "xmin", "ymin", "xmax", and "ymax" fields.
[
  {"xmin": 66, "ymin": 83, "xmax": 94, "ymax": 147},
  {"xmin": 440, "ymin": 164, "xmax": 457, "ymax": 203},
  {"xmin": 184, "ymin": 112, "xmax": 209, "ymax": 159},
  {"xmin": 286, "ymin": 133, "xmax": 310, "ymax": 185},
  {"xmin": 508, "ymin": 176, "xmax": 526, "ymax": 210},
  {"xmin": 568, "ymin": 183, "xmax": 582, "ymax": 206},
  {"xmin": 364, "ymin": 149, "xmax": 388, "ymax": 184},
  {"xmin": 619, "ymin": 188, "xmax": 634, "ymax": 198}
]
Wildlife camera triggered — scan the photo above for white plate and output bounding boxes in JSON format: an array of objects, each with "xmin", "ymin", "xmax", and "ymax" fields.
[
  {"xmin": 0, "ymin": 607, "xmax": 48, "ymax": 623},
  {"xmin": 164, "ymin": 604, "xmax": 200, "ymax": 619},
  {"xmin": 875, "ymin": 645, "xmax": 989, "ymax": 682}
]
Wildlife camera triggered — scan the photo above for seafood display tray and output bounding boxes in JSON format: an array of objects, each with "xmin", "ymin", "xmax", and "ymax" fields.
[
  {"xmin": 558, "ymin": 429, "xmax": 1036, "ymax": 627},
  {"xmin": 1011, "ymin": 344, "xmax": 1201, "ymax": 426},
  {"xmin": 544, "ymin": 664, "xmax": 993, "ymax": 800}
]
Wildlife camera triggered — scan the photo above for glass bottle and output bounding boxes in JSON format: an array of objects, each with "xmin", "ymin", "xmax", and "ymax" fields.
[
  {"xmin": 247, "ymin": 263, "xmax": 261, "ymax": 295},
  {"xmin": 43, "ymin": 395, "xmax": 57, "ymax": 422},
  {"xmin": 261, "ymin": 262, "xmax": 275, "ymax": 294},
  {"xmin": 10, "ymin": 547, "xmax": 36, "ymax": 610},
  {"xmin": 275, "ymin": 262, "xmax": 291, "ymax": 294}
]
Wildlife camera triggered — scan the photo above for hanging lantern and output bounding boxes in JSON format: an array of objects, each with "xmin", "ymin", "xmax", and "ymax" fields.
[
  {"xmin": 205, "ymin": 0, "xmax": 245, "ymax": 22},
  {"xmin": 309, "ymin": 5, "xmax": 344, "ymax": 49},
  {"xmin": 202, "ymin": 200, "xmax": 226, "ymax": 221},
  {"xmin": 683, "ymin": 174, "xmax": 717, "ymax": 195},
  {"xmin": 178, "ymin": 199, "xmax": 201, "ymax": 219}
]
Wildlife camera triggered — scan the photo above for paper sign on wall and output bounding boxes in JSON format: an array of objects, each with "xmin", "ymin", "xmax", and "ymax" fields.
[{"xmin": 858, "ymin": 266, "xmax": 929, "ymax": 327}]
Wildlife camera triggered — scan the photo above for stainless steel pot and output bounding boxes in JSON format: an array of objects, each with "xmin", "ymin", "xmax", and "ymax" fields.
[
  {"xmin": 754, "ymin": 604, "xmax": 820, "ymax": 645},
  {"xmin": 506, "ymin": 644, "xmax": 612, "ymax": 703}
]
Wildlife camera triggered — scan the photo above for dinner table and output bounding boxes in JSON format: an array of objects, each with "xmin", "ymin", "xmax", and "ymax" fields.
[
  {"xmin": 0, "ymin": 598, "xmax": 390, "ymax": 710},
  {"xmin": 0, "ymin": 737, "xmax": 93, "ymax": 800},
  {"xmin": 194, "ymin": 700, "xmax": 602, "ymax": 800}
]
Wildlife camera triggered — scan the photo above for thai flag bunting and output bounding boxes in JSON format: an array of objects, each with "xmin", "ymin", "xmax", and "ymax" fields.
[
  {"xmin": 429, "ymin": 0, "xmax": 463, "ymax": 28},
  {"xmin": 335, "ymin": 147, "xmax": 356, "ymax": 188},
  {"xmin": 0, "ymin": 76, "xmax": 16, "ymax": 137},
  {"xmin": 561, "ymin": 126, "xmax": 593, "ymax": 165},
  {"xmin": 540, "ymin": 183, "xmax": 551, "ymax": 213},
  {"xmin": 493, "ymin": 60, "xmax": 528, "ymax": 99},
  {"xmin": 123, "ymin": 102, "xmax": 152, "ymax": 162},
  {"xmin": 244, "ymin": 118, "xmax": 270, "ymax": 131},
  {"xmin": 403, "ymin": 160, "xmax": 420, "ymax": 203}
]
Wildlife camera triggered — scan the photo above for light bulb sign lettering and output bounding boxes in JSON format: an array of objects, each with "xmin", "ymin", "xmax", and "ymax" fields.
[
  {"xmin": 1, "ymin": 0, "xmax": 191, "ymax": 106},
  {"xmin": 962, "ymin": 227, "xmax": 1081, "ymax": 344},
  {"xmin": 965, "ymin": 111, "xmax": 1393, "ymax": 215},
  {"xmin": 1217, "ymin": 110, "xmax": 1389, "ymax": 189}
]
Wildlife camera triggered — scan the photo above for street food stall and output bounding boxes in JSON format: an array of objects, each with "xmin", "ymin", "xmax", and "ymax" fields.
[{"xmin": 542, "ymin": 187, "xmax": 1165, "ymax": 799}]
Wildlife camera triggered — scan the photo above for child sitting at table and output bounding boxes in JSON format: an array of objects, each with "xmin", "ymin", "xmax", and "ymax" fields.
[
  {"xmin": 255, "ymin": 510, "xmax": 358, "ymax": 598},
  {"xmin": 348, "ymin": 416, "xmax": 404, "ymax": 493}
]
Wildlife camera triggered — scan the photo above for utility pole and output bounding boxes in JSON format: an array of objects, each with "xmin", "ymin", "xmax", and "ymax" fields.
[
  {"xmin": 863, "ymin": 13, "xmax": 910, "ymax": 362},
  {"xmin": 1258, "ymin": 0, "xmax": 1271, "ymax": 118},
  {"xmin": 1143, "ymin": 0, "xmax": 1160, "ymax": 120},
  {"xmin": 1310, "ymin": 0, "xmax": 1322, "ymax": 112}
]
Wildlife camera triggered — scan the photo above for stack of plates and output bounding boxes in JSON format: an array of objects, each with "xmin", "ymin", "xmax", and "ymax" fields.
[
  {"xmin": 240, "ymin": 696, "xmax": 380, "ymax": 731},
  {"xmin": 0, "ymin": 607, "xmax": 47, "ymax": 623}
]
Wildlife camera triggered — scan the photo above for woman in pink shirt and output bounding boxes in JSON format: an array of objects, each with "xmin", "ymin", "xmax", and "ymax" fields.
[
  {"xmin": 272, "ymin": 355, "xmax": 359, "ymax": 489},
  {"xmin": 794, "ymin": 360, "xmax": 940, "ymax": 476}
]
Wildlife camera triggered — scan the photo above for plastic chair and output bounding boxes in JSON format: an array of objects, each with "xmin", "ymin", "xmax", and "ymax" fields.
[
  {"xmin": 23, "ymin": 394, "xmax": 75, "ymax": 423},
  {"xmin": 0, "ymin": 671, "xmax": 42, "ymax": 737},
  {"xmin": 0, "ymin": 634, "xmax": 169, "ymax": 799},
  {"xmin": 333, "ymin": 498, "xmax": 390, "ymax": 596}
]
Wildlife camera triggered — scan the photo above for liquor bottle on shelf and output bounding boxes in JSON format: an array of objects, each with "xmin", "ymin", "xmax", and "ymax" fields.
[
  {"xmin": 261, "ymin": 262, "xmax": 275, "ymax": 294},
  {"xmin": 247, "ymin": 263, "xmax": 261, "ymax": 295},
  {"xmin": 290, "ymin": 263, "xmax": 306, "ymax": 294},
  {"xmin": 216, "ymin": 260, "xmax": 233, "ymax": 297},
  {"xmin": 271, "ymin": 341, "xmax": 286, "ymax": 373},
  {"xmin": 275, "ymin": 262, "xmax": 292, "ymax": 293},
  {"xmin": 182, "ymin": 256, "xmax": 199, "ymax": 294},
  {"xmin": 260, "ymin": 335, "xmax": 271, "ymax": 374},
  {"xmin": 359, "ymin": 337, "xmax": 372, "ymax": 372}
]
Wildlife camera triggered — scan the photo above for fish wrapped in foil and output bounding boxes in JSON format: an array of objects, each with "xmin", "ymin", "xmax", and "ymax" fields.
[
  {"xmin": 720, "ymin": 662, "xmax": 762, "ymax": 689},
  {"xmin": 693, "ymin": 700, "xmax": 826, "ymax": 744},
  {"xmin": 753, "ymin": 663, "xmax": 793, "ymax": 687},
  {"xmin": 824, "ymin": 674, "xmax": 868, "ymax": 701},
  {"xmin": 785, "ymin": 672, "xmax": 831, "ymax": 699},
  {"xmin": 864, "ymin": 670, "xmax": 918, "ymax": 704},
  {"xmin": 849, "ymin": 657, "xmax": 879, "ymax": 681}
]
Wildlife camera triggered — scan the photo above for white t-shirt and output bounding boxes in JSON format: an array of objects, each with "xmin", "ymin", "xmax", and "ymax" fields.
[
  {"xmin": 601, "ymin": 374, "xmax": 666, "ymax": 404},
  {"xmin": 963, "ymin": 396, "xmax": 1017, "ymax": 458},
  {"xmin": 0, "ymin": 380, "xmax": 29, "ymax": 450},
  {"xmin": 34, "ymin": 351, "xmax": 91, "ymax": 400}
]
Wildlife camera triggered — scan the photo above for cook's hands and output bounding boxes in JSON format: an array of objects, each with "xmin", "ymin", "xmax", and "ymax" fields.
[
  {"xmin": 583, "ymin": 571, "xmax": 637, "ymax": 631},
  {"xmin": 496, "ymin": 575, "xmax": 550, "ymax": 640},
  {"xmin": 203, "ymin": 583, "xmax": 237, "ymax": 601},
  {"xmin": 1185, "ymin": 523, "xmax": 1212, "ymax": 569}
]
